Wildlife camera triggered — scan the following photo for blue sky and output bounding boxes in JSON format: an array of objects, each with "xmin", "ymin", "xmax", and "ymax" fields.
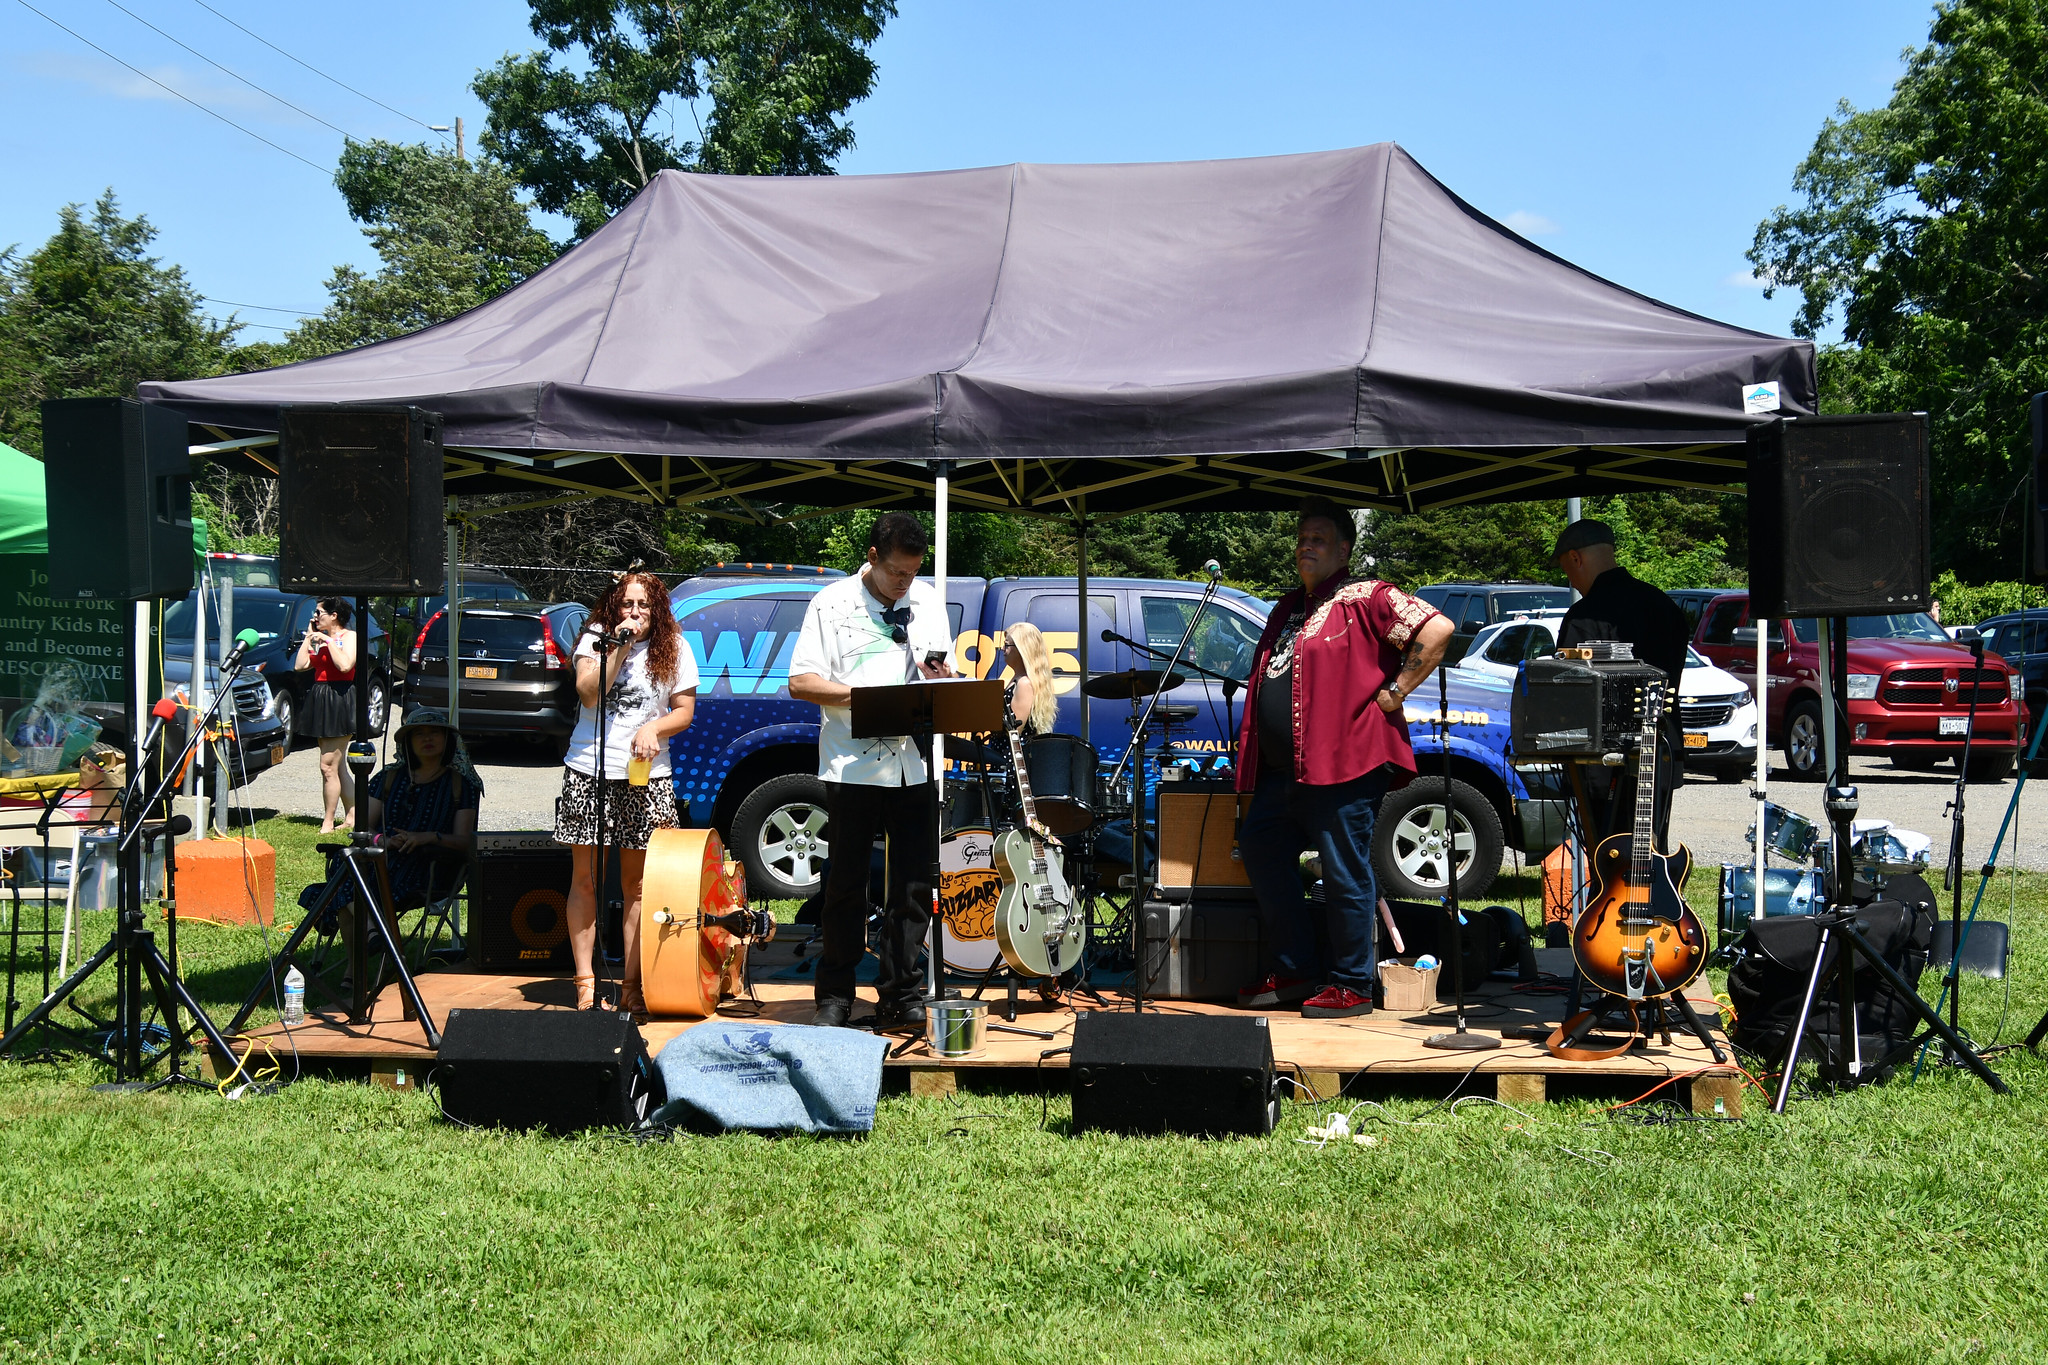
[{"xmin": 1, "ymin": 1, "xmax": 1937, "ymax": 344}]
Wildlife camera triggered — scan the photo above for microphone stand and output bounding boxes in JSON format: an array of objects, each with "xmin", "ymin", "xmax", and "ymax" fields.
[
  {"xmin": 1108, "ymin": 571, "xmax": 1223, "ymax": 1014},
  {"xmin": 1424, "ymin": 663, "xmax": 1498, "ymax": 1051},
  {"xmin": 587, "ymin": 624, "xmax": 630, "ymax": 1013}
]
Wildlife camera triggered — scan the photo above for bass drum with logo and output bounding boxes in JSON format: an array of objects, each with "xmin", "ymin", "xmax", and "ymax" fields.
[
  {"xmin": 640, "ymin": 827, "xmax": 751, "ymax": 1019},
  {"xmin": 937, "ymin": 826, "xmax": 1003, "ymax": 974}
]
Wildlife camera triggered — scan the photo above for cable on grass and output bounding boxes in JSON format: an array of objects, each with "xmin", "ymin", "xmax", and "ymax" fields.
[{"xmin": 1037, "ymin": 1046, "xmax": 1071, "ymax": 1130}]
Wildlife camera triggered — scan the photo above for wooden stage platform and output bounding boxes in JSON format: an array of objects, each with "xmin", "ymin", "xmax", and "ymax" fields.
[{"xmin": 208, "ymin": 948, "xmax": 1749, "ymax": 1114}]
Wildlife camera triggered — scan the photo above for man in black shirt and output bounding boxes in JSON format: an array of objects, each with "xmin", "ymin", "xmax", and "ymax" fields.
[{"xmin": 1553, "ymin": 519, "xmax": 1690, "ymax": 844}]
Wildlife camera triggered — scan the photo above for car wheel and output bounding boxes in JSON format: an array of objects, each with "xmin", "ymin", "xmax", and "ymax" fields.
[
  {"xmin": 1964, "ymin": 750, "xmax": 2015, "ymax": 784},
  {"xmin": 366, "ymin": 674, "xmax": 389, "ymax": 735},
  {"xmin": 1372, "ymin": 778, "xmax": 1503, "ymax": 903},
  {"xmin": 272, "ymin": 689, "xmax": 297, "ymax": 746},
  {"xmin": 730, "ymin": 773, "xmax": 831, "ymax": 902},
  {"xmin": 1783, "ymin": 700, "xmax": 1826, "ymax": 782}
]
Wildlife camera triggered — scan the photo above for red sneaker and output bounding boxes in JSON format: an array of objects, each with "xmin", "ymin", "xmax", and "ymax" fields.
[
  {"xmin": 1236, "ymin": 974, "xmax": 1315, "ymax": 1008},
  {"xmin": 1301, "ymin": 985, "xmax": 1374, "ymax": 1018}
]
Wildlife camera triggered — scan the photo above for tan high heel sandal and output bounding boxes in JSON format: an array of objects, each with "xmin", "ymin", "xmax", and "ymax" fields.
[
  {"xmin": 619, "ymin": 980, "xmax": 648, "ymax": 1025},
  {"xmin": 573, "ymin": 975, "xmax": 596, "ymax": 1011}
]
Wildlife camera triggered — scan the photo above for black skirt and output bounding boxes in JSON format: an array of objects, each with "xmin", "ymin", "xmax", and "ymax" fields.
[{"xmin": 298, "ymin": 679, "xmax": 358, "ymax": 739}]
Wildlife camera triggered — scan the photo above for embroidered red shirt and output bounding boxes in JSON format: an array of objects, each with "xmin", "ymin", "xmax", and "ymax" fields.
[{"xmin": 1234, "ymin": 575, "xmax": 1440, "ymax": 790}]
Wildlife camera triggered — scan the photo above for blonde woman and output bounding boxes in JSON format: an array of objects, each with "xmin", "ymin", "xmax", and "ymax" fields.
[{"xmin": 1001, "ymin": 622, "xmax": 1059, "ymax": 737}]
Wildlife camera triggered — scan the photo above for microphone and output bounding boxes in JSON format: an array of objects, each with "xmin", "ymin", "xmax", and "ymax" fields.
[
  {"xmin": 137, "ymin": 695, "xmax": 179, "ymax": 761},
  {"xmin": 1101, "ymin": 628, "xmax": 1117, "ymax": 644},
  {"xmin": 222, "ymin": 627, "xmax": 260, "ymax": 669},
  {"xmin": 1203, "ymin": 559, "xmax": 1223, "ymax": 581}
]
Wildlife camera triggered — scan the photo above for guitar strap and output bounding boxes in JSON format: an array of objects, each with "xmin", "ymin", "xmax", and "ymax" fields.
[{"xmin": 1544, "ymin": 1005, "xmax": 1642, "ymax": 1062}]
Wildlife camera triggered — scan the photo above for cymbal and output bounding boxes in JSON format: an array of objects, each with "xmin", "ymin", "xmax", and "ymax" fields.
[
  {"xmin": 1082, "ymin": 668, "xmax": 1185, "ymax": 700},
  {"xmin": 1126, "ymin": 702, "xmax": 1198, "ymax": 728}
]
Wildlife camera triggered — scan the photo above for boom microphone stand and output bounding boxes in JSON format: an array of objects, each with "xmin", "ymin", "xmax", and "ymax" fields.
[
  {"xmin": 1424, "ymin": 665, "xmax": 1497, "ymax": 1052},
  {"xmin": 1107, "ymin": 561, "xmax": 1225, "ymax": 1012},
  {"xmin": 1931, "ymin": 631, "xmax": 1990, "ymax": 1050},
  {"xmin": 584, "ymin": 619, "xmax": 632, "ymax": 1014}
]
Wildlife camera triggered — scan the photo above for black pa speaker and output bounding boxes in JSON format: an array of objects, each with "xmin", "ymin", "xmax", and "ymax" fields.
[
  {"xmin": 1748, "ymin": 413, "xmax": 1930, "ymax": 618},
  {"xmin": 40, "ymin": 397, "xmax": 194, "ymax": 601},
  {"xmin": 435, "ymin": 1009, "xmax": 664, "ymax": 1134},
  {"xmin": 278, "ymin": 405, "xmax": 445, "ymax": 594},
  {"xmin": 1069, "ymin": 1013, "xmax": 1278, "ymax": 1138},
  {"xmin": 470, "ymin": 834, "xmax": 623, "ymax": 971}
]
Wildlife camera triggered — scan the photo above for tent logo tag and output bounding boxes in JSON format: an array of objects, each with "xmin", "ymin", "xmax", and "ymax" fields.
[{"xmin": 1742, "ymin": 381, "xmax": 1782, "ymax": 414}]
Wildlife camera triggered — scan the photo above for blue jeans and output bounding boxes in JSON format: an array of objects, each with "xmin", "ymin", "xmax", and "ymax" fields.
[{"xmin": 1239, "ymin": 770, "xmax": 1388, "ymax": 992}]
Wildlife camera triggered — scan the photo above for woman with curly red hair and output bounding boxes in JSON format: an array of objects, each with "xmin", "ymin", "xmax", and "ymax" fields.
[{"xmin": 555, "ymin": 571, "xmax": 699, "ymax": 1018}]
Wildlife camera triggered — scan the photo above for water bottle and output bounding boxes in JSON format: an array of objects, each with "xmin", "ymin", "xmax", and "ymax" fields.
[
  {"xmin": 282, "ymin": 966, "xmax": 305, "ymax": 1025},
  {"xmin": 1413, "ymin": 954, "xmax": 1439, "ymax": 972}
]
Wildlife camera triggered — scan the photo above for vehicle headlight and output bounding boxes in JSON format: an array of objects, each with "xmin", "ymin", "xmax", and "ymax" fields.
[
  {"xmin": 2011, "ymin": 674, "xmax": 2024, "ymax": 702},
  {"xmin": 1846, "ymin": 673, "xmax": 1879, "ymax": 700}
]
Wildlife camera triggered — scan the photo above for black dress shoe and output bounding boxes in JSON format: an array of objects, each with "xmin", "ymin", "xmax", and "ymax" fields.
[
  {"xmin": 810, "ymin": 999, "xmax": 853, "ymax": 1028},
  {"xmin": 874, "ymin": 998, "xmax": 926, "ymax": 1030}
]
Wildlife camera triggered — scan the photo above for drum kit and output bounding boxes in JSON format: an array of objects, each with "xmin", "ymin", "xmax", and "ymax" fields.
[
  {"xmin": 937, "ymin": 667, "xmax": 1204, "ymax": 984},
  {"xmin": 1720, "ymin": 798, "xmax": 1933, "ymax": 936}
]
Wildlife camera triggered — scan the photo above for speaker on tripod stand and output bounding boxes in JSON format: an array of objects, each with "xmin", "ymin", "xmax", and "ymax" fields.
[{"xmin": 1748, "ymin": 413, "xmax": 1931, "ymax": 619}]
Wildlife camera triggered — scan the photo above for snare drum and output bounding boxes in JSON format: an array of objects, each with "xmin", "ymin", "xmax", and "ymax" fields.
[
  {"xmin": 1747, "ymin": 801, "xmax": 1819, "ymax": 862},
  {"xmin": 937, "ymin": 827, "xmax": 1003, "ymax": 973},
  {"xmin": 1023, "ymin": 733, "xmax": 1097, "ymax": 836}
]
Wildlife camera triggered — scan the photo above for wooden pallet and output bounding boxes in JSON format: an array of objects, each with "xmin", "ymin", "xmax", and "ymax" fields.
[{"xmin": 209, "ymin": 960, "xmax": 1748, "ymax": 1116}]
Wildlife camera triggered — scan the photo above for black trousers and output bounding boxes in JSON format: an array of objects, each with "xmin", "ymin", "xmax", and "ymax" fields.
[{"xmin": 816, "ymin": 779, "xmax": 937, "ymax": 1007}]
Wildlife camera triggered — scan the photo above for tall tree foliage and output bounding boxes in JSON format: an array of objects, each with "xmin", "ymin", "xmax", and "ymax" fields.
[
  {"xmin": 474, "ymin": 0, "xmax": 896, "ymax": 239},
  {"xmin": 1357, "ymin": 493, "xmax": 1743, "ymax": 593},
  {"xmin": 1749, "ymin": 0, "xmax": 2048, "ymax": 580},
  {"xmin": 289, "ymin": 141, "xmax": 560, "ymax": 357},
  {"xmin": 0, "ymin": 193, "xmax": 235, "ymax": 455}
]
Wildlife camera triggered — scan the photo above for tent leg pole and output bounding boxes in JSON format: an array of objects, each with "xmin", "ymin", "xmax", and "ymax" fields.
[{"xmin": 930, "ymin": 462, "xmax": 950, "ymax": 1005}]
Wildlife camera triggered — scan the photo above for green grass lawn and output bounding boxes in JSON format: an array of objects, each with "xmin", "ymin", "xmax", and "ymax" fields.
[{"xmin": 2, "ymin": 822, "xmax": 2046, "ymax": 1363}]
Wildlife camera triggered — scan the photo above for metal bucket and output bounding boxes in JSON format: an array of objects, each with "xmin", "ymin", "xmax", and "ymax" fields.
[{"xmin": 924, "ymin": 996, "xmax": 988, "ymax": 1058}]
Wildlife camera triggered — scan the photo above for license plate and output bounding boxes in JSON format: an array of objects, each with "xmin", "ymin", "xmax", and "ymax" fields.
[
  {"xmin": 464, "ymin": 665, "xmax": 499, "ymax": 680},
  {"xmin": 1939, "ymin": 716, "xmax": 1969, "ymax": 736},
  {"xmin": 1683, "ymin": 732, "xmax": 1708, "ymax": 749}
]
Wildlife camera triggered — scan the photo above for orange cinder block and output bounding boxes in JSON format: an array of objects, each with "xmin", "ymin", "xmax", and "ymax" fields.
[{"xmin": 172, "ymin": 837, "xmax": 276, "ymax": 926}]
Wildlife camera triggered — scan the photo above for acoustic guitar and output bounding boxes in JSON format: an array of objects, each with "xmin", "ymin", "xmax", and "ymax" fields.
[
  {"xmin": 1570, "ymin": 679, "xmax": 1707, "ymax": 1000},
  {"xmin": 993, "ymin": 716, "xmax": 1083, "ymax": 979}
]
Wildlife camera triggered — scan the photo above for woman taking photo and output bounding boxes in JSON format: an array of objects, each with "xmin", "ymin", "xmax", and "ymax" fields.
[
  {"xmin": 554, "ymin": 572, "xmax": 699, "ymax": 1019},
  {"xmin": 293, "ymin": 597, "xmax": 359, "ymax": 833}
]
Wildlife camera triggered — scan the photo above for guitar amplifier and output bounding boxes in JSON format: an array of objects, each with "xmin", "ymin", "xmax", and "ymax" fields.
[
  {"xmin": 1510, "ymin": 655, "xmax": 1666, "ymax": 759},
  {"xmin": 1157, "ymin": 782, "xmax": 1252, "ymax": 893},
  {"xmin": 470, "ymin": 833, "xmax": 624, "ymax": 972},
  {"xmin": 1140, "ymin": 891, "xmax": 1264, "ymax": 1000}
]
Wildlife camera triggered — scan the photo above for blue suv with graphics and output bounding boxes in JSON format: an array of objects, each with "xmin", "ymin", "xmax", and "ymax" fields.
[{"xmin": 665, "ymin": 569, "xmax": 1565, "ymax": 903}]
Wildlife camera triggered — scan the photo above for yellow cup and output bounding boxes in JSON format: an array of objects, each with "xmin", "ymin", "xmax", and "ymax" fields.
[{"xmin": 626, "ymin": 755, "xmax": 651, "ymax": 787}]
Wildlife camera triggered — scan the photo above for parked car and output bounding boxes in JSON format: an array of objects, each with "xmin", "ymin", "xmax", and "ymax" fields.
[
  {"xmin": 1665, "ymin": 588, "xmax": 1730, "ymax": 634},
  {"xmin": 162, "ymin": 588, "xmax": 392, "ymax": 744},
  {"xmin": 1692, "ymin": 592, "xmax": 2021, "ymax": 781},
  {"xmin": 1972, "ymin": 612, "xmax": 2048, "ymax": 735},
  {"xmin": 402, "ymin": 600, "xmax": 588, "ymax": 752},
  {"xmin": 389, "ymin": 567, "xmax": 532, "ymax": 687},
  {"xmin": 1456, "ymin": 617, "xmax": 1759, "ymax": 779},
  {"xmin": 1411, "ymin": 582, "xmax": 1574, "ymax": 663},
  {"xmin": 661, "ymin": 572, "xmax": 1567, "ymax": 904}
]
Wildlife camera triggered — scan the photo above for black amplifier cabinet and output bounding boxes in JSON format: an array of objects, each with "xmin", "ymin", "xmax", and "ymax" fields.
[
  {"xmin": 1510, "ymin": 656, "xmax": 1667, "ymax": 759},
  {"xmin": 436, "ymin": 1009, "xmax": 662, "ymax": 1135},
  {"xmin": 469, "ymin": 834, "xmax": 625, "ymax": 972},
  {"xmin": 1140, "ymin": 893, "xmax": 1263, "ymax": 1000},
  {"xmin": 1070, "ymin": 1013, "xmax": 1278, "ymax": 1138}
]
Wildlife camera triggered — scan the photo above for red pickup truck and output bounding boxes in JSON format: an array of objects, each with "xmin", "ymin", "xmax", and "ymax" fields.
[{"xmin": 1692, "ymin": 592, "xmax": 2021, "ymax": 782}]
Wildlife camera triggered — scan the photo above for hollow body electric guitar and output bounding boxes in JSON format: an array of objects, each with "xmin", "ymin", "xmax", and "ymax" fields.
[
  {"xmin": 1571, "ymin": 679, "xmax": 1708, "ymax": 999},
  {"xmin": 993, "ymin": 718, "xmax": 1083, "ymax": 978}
]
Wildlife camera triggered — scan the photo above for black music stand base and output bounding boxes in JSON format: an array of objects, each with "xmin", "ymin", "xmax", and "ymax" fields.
[{"xmin": 1423, "ymin": 1029, "xmax": 1500, "ymax": 1051}]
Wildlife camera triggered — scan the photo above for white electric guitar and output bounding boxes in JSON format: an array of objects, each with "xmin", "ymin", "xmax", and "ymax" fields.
[{"xmin": 993, "ymin": 716, "xmax": 1082, "ymax": 979}]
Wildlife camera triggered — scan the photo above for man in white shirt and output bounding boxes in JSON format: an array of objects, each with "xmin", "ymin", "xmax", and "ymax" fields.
[{"xmin": 788, "ymin": 512, "xmax": 954, "ymax": 1028}]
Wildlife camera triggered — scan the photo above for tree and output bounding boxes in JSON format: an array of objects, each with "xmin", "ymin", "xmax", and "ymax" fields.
[
  {"xmin": 474, "ymin": 0, "xmax": 897, "ymax": 239},
  {"xmin": 0, "ymin": 192, "xmax": 236, "ymax": 454},
  {"xmin": 1749, "ymin": 0, "xmax": 2048, "ymax": 580},
  {"xmin": 288, "ymin": 140, "xmax": 560, "ymax": 357}
]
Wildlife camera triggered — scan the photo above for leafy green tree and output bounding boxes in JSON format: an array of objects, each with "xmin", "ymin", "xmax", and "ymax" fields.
[
  {"xmin": 474, "ymin": 0, "xmax": 897, "ymax": 239},
  {"xmin": 288, "ymin": 141, "xmax": 560, "ymax": 358},
  {"xmin": 0, "ymin": 192, "xmax": 236, "ymax": 454},
  {"xmin": 1749, "ymin": 0, "xmax": 2048, "ymax": 580}
]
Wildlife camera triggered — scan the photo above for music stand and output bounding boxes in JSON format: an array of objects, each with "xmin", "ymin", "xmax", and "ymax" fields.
[{"xmin": 850, "ymin": 678, "xmax": 1006, "ymax": 1009}]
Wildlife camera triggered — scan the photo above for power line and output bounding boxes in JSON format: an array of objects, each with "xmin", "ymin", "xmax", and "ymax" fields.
[
  {"xmin": 200, "ymin": 296, "xmax": 320, "ymax": 316},
  {"xmin": 99, "ymin": 0, "xmax": 364, "ymax": 141},
  {"xmin": 13, "ymin": 0, "xmax": 329, "ymax": 175},
  {"xmin": 182, "ymin": 0, "xmax": 444, "ymax": 138}
]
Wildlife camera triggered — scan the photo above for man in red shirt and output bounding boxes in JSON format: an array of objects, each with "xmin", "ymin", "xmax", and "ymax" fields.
[{"xmin": 1233, "ymin": 498, "xmax": 1454, "ymax": 1017}]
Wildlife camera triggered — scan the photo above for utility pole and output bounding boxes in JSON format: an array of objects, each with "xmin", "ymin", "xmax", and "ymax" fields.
[{"xmin": 430, "ymin": 119, "xmax": 467, "ymax": 161}]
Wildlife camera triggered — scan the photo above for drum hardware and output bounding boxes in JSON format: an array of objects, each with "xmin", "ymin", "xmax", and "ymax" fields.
[
  {"xmin": 1130, "ymin": 703, "xmax": 1198, "ymax": 729},
  {"xmin": 649, "ymin": 905, "xmax": 777, "ymax": 943},
  {"xmin": 1080, "ymin": 669, "xmax": 1186, "ymax": 700}
]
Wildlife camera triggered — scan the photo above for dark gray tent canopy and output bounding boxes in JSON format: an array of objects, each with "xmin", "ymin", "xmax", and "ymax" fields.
[{"xmin": 140, "ymin": 143, "xmax": 1814, "ymax": 525}]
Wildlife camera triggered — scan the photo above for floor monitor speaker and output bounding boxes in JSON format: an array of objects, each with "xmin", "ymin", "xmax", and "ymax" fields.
[
  {"xmin": 470, "ymin": 833, "xmax": 621, "ymax": 971},
  {"xmin": 1069, "ymin": 1012, "xmax": 1277, "ymax": 1137},
  {"xmin": 279, "ymin": 405, "xmax": 444, "ymax": 593},
  {"xmin": 435, "ymin": 1008, "xmax": 663, "ymax": 1134},
  {"xmin": 40, "ymin": 398, "xmax": 194, "ymax": 601},
  {"xmin": 1748, "ymin": 414, "xmax": 1930, "ymax": 618}
]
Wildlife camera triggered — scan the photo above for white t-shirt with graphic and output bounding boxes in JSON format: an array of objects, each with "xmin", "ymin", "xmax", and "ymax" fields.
[{"xmin": 564, "ymin": 633, "xmax": 700, "ymax": 780}]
